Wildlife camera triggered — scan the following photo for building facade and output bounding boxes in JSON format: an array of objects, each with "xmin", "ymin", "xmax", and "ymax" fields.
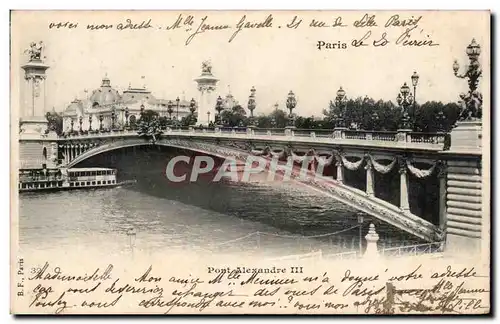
[{"xmin": 62, "ymin": 75, "xmax": 197, "ymax": 132}]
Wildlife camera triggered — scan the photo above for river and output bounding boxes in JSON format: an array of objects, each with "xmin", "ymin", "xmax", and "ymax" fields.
[{"xmin": 19, "ymin": 178, "xmax": 422, "ymax": 259}]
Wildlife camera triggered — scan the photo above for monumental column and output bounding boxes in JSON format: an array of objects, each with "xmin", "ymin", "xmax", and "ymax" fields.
[
  {"xmin": 19, "ymin": 41, "xmax": 58, "ymax": 170},
  {"xmin": 20, "ymin": 41, "xmax": 50, "ymax": 136},
  {"xmin": 194, "ymin": 60, "xmax": 219, "ymax": 126}
]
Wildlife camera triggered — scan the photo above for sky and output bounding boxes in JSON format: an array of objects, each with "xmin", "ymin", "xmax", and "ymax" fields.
[{"xmin": 11, "ymin": 10, "xmax": 490, "ymax": 117}]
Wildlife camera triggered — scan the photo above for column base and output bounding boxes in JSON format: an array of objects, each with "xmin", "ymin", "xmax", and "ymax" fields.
[
  {"xmin": 333, "ymin": 127, "xmax": 347, "ymax": 139},
  {"xmin": 285, "ymin": 125, "xmax": 295, "ymax": 136},
  {"xmin": 19, "ymin": 117, "xmax": 53, "ymax": 140},
  {"xmin": 396, "ymin": 129, "xmax": 412, "ymax": 142},
  {"xmin": 449, "ymin": 120, "xmax": 482, "ymax": 152}
]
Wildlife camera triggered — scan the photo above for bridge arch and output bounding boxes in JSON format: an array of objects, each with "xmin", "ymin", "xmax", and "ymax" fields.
[{"xmin": 64, "ymin": 136, "xmax": 441, "ymax": 242}]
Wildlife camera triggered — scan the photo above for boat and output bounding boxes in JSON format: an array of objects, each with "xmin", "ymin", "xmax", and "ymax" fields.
[{"xmin": 18, "ymin": 167, "xmax": 135, "ymax": 192}]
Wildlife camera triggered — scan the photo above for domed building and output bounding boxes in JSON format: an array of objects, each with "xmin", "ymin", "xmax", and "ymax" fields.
[
  {"xmin": 222, "ymin": 92, "xmax": 239, "ymax": 110},
  {"xmin": 62, "ymin": 75, "xmax": 197, "ymax": 133}
]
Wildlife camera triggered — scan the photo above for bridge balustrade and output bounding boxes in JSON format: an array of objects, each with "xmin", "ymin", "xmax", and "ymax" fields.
[
  {"xmin": 410, "ymin": 132, "xmax": 446, "ymax": 144},
  {"xmin": 60, "ymin": 127, "xmax": 444, "ymax": 146}
]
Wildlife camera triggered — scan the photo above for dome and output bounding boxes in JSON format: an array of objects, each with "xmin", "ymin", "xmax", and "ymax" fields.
[
  {"xmin": 89, "ymin": 75, "xmax": 121, "ymax": 107},
  {"xmin": 63, "ymin": 98, "xmax": 83, "ymax": 116},
  {"xmin": 223, "ymin": 93, "xmax": 238, "ymax": 110}
]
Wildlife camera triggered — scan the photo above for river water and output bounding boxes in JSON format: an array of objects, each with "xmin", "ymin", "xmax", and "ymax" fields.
[
  {"xmin": 18, "ymin": 145, "xmax": 424, "ymax": 259},
  {"xmin": 19, "ymin": 180, "xmax": 422, "ymax": 259}
]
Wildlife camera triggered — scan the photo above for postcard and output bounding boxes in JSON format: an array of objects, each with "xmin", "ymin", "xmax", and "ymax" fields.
[{"xmin": 10, "ymin": 10, "xmax": 490, "ymax": 314}]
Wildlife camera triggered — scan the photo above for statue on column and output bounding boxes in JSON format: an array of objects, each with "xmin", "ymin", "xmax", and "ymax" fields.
[
  {"xmin": 201, "ymin": 60, "xmax": 212, "ymax": 74},
  {"xmin": 25, "ymin": 41, "xmax": 44, "ymax": 61}
]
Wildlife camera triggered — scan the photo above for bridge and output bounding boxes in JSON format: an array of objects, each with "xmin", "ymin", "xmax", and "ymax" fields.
[
  {"xmin": 34, "ymin": 125, "xmax": 480, "ymax": 247},
  {"xmin": 16, "ymin": 37, "xmax": 485, "ymax": 255}
]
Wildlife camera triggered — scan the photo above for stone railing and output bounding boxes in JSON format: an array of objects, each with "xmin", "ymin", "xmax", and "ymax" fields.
[
  {"xmin": 409, "ymin": 132, "xmax": 446, "ymax": 144},
  {"xmin": 58, "ymin": 127, "xmax": 446, "ymax": 148}
]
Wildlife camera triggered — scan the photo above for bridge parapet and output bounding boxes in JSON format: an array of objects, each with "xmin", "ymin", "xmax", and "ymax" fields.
[{"xmin": 58, "ymin": 127, "xmax": 446, "ymax": 152}]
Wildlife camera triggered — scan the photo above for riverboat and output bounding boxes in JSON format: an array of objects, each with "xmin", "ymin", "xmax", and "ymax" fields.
[{"xmin": 18, "ymin": 167, "xmax": 134, "ymax": 192}]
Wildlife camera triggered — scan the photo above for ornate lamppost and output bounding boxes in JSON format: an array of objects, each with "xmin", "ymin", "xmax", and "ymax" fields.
[
  {"xmin": 357, "ymin": 213, "xmax": 364, "ymax": 255},
  {"xmin": 79, "ymin": 116, "xmax": 83, "ymax": 132},
  {"xmin": 140, "ymin": 103, "xmax": 145, "ymax": 116},
  {"xmin": 111, "ymin": 111, "xmax": 116, "ymax": 130},
  {"xmin": 453, "ymin": 38, "xmax": 482, "ymax": 121},
  {"xmin": 125, "ymin": 107, "xmax": 129, "ymax": 128},
  {"xmin": 207, "ymin": 111, "xmax": 211, "ymax": 125},
  {"xmin": 215, "ymin": 95, "xmax": 223, "ymax": 126},
  {"xmin": 70, "ymin": 118, "xmax": 74, "ymax": 132},
  {"xmin": 247, "ymin": 86, "xmax": 256, "ymax": 127},
  {"xmin": 175, "ymin": 97, "xmax": 180, "ymax": 122},
  {"xmin": 167, "ymin": 100, "xmax": 174, "ymax": 121},
  {"xmin": 371, "ymin": 111, "xmax": 379, "ymax": 131},
  {"xmin": 88, "ymin": 115, "xmax": 93, "ymax": 131},
  {"xmin": 99, "ymin": 114, "xmax": 104, "ymax": 131},
  {"xmin": 334, "ymin": 86, "xmax": 347, "ymax": 129},
  {"xmin": 396, "ymin": 82, "xmax": 413, "ymax": 130},
  {"xmin": 411, "ymin": 71, "xmax": 419, "ymax": 120},
  {"xmin": 286, "ymin": 90, "xmax": 296, "ymax": 128},
  {"xmin": 436, "ymin": 108, "xmax": 447, "ymax": 132},
  {"xmin": 189, "ymin": 98, "xmax": 197, "ymax": 125}
]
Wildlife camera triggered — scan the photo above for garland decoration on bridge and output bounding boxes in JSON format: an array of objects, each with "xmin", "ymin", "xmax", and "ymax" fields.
[
  {"xmin": 340, "ymin": 155, "xmax": 364, "ymax": 171},
  {"xmin": 250, "ymin": 146, "xmax": 269, "ymax": 156},
  {"xmin": 291, "ymin": 150, "xmax": 314, "ymax": 164},
  {"xmin": 367, "ymin": 155, "xmax": 397, "ymax": 174},
  {"xmin": 314, "ymin": 154, "xmax": 334, "ymax": 166},
  {"xmin": 310, "ymin": 149, "xmax": 334, "ymax": 166},
  {"xmin": 405, "ymin": 159, "xmax": 437, "ymax": 178},
  {"xmin": 270, "ymin": 149, "xmax": 286, "ymax": 159}
]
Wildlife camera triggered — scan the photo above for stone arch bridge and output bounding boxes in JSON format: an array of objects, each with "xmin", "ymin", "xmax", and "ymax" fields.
[{"xmin": 56, "ymin": 128, "xmax": 483, "ymax": 247}]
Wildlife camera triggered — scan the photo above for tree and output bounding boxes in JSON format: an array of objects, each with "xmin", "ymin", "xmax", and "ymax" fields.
[
  {"xmin": 158, "ymin": 116, "xmax": 168, "ymax": 130},
  {"xmin": 220, "ymin": 104, "xmax": 248, "ymax": 127},
  {"xmin": 181, "ymin": 114, "xmax": 197, "ymax": 127},
  {"xmin": 45, "ymin": 111, "xmax": 63, "ymax": 135},
  {"xmin": 137, "ymin": 109, "xmax": 162, "ymax": 143},
  {"xmin": 295, "ymin": 116, "xmax": 316, "ymax": 129},
  {"xmin": 269, "ymin": 109, "xmax": 288, "ymax": 128},
  {"xmin": 323, "ymin": 95, "xmax": 461, "ymax": 132},
  {"xmin": 256, "ymin": 115, "xmax": 272, "ymax": 128}
]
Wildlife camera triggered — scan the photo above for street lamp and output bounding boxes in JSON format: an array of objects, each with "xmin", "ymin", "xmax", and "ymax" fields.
[
  {"xmin": 453, "ymin": 38, "xmax": 482, "ymax": 121},
  {"xmin": 167, "ymin": 100, "xmax": 174, "ymax": 120},
  {"xmin": 335, "ymin": 86, "xmax": 347, "ymax": 128},
  {"xmin": 79, "ymin": 116, "xmax": 83, "ymax": 132},
  {"xmin": 286, "ymin": 90, "xmax": 297, "ymax": 127},
  {"xmin": 436, "ymin": 108, "xmax": 447, "ymax": 132},
  {"xmin": 111, "ymin": 111, "xmax": 116, "ymax": 130},
  {"xmin": 125, "ymin": 107, "xmax": 129, "ymax": 128},
  {"xmin": 396, "ymin": 82, "xmax": 414, "ymax": 130},
  {"xmin": 248, "ymin": 86, "xmax": 256, "ymax": 126},
  {"xmin": 175, "ymin": 96, "xmax": 180, "ymax": 122},
  {"xmin": 140, "ymin": 103, "xmax": 145, "ymax": 115},
  {"xmin": 88, "ymin": 115, "xmax": 93, "ymax": 131},
  {"xmin": 371, "ymin": 111, "xmax": 379, "ymax": 130},
  {"xmin": 99, "ymin": 114, "xmax": 104, "ymax": 131},
  {"xmin": 189, "ymin": 98, "xmax": 197, "ymax": 125},
  {"xmin": 215, "ymin": 95, "xmax": 223, "ymax": 126},
  {"xmin": 207, "ymin": 111, "xmax": 211, "ymax": 125},
  {"xmin": 357, "ymin": 213, "xmax": 364, "ymax": 255},
  {"xmin": 70, "ymin": 119, "xmax": 74, "ymax": 132},
  {"xmin": 411, "ymin": 71, "xmax": 419, "ymax": 119}
]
